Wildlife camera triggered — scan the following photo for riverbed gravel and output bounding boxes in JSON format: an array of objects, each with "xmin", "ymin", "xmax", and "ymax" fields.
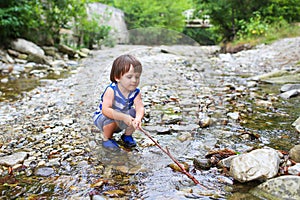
[{"xmin": 0, "ymin": 37, "xmax": 299, "ymax": 199}]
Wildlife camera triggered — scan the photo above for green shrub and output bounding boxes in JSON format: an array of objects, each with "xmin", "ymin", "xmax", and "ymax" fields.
[{"xmin": 236, "ymin": 12, "xmax": 269, "ymax": 40}]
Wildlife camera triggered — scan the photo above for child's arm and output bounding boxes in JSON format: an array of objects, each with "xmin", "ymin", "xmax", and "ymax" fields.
[
  {"xmin": 133, "ymin": 92, "xmax": 144, "ymax": 129},
  {"xmin": 101, "ymin": 87, "xmax": 133, "ymax": 126}
]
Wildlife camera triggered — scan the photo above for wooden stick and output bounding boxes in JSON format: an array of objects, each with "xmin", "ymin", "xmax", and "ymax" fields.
[{"xmin": 139, "ymin": 127, "xmax": 207, "ymax": 189}]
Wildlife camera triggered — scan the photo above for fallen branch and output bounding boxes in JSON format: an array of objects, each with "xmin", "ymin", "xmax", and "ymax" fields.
[{"xmin": 139, "ymin": 127, "xmax": 207, "ymax": 189}]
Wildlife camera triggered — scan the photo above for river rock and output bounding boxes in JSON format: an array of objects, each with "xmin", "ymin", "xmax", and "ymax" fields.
[
  {"xmin": 34, "ymin": 167, "xmax": 55, "ymax": 176},
  {"xmin": 292, "ymin": 117, "xmax": 300, "ymax": 133},
  {"xmin": 0, "ymin": 152, "xmax": 28, "ymax": 167},
  {"xmin": 199, "ymin": 113, "xmax": 213, "ymax": 128},
  {"xmin": 42, "ymin": 46, "xmax": 59, "ymax": 57},
  {"xmin": 193, "ymin": 158, "xmax": 212, "ymax": 170},
  {"xmin": 280, "ymin": 84, "xmax": 300, "ymax": 92},
  {"xmin": 289, "ymin": 144, "xmax": 300, "ymax": 162},
  {"xmin": 288, "ymin": 163, "xmax": 300, "ymax": 175},
  {"xmin": 229, "ymin": 147, "xmax": 280, "ymax": 182},
  {"xmin": 279, "ymin": 89, "xmax": 299, "ymax": 99},
  {"xmin": 27, "ymin": 53, "xmax": 50, "ymax": 65},
  {"xmin": 10, "ymin": 38, "xmax": 45, "ymax": 56},
  {"xmin": 58, "ymin": 44, "xmax": 77, "ymax": 58},
  {"xmin": 227, "ymin": 112, "xmax": 239, "ymax": 120},
  {"xmin": 250, "ymin": 175, "xmax": 300, "ymax": 200}
]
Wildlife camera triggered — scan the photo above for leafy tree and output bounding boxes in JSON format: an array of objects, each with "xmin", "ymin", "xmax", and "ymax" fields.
[
  {"xmin": 0, "ymin": 0, "xmax": 113, "ymax": 48},
  {"xmin": 193, "ymin": 0, "xmax": 269, "ymax": 43},
  {"xmin": 76, "ymin": 12, "xmax": 112, "ymax": 48},
  {"xmin": 0, "ymin": 0, "xmax": 39, "ymax": 45},
  {"xmin": 192, "ymin": 0, "xmax": 300, "ymax": 43},
  {"xmin": 98, "ymin": 0, "xmax": 192, "ymax": 45},
  {"xmin": 113, "ymin": 0, "xmax": 191, "ymax": 32},
  {"xmin": 261, "ymin": 0, "xmax": 300, "ymax": 23},
  {"xmin": 37, "ymin": 0, "xmax": 88, "ymax": 45}
]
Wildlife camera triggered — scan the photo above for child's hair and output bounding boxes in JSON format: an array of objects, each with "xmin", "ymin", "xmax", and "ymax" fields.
[{"xmin": 110, "ymin": 54, "xmax": 142, "ymax": 83}]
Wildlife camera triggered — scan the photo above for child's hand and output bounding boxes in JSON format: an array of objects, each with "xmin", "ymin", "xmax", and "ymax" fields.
[
  {"xmin": 124, "ymin": 116, "xmax": 134, "ymax": 127},
  {"xmin": 132, "ymin": 118, "xmax": 142, "ymax": 130}
]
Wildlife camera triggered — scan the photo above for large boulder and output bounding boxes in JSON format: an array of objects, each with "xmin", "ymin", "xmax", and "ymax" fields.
[
  {"xmin": 10, "ymin": 38, "xmax": 45, "ymax": 56},
  {"xmin": 250, "ymin": 176, "xmax": 300, "ymax": 200},
  {"xmin": 86, "ymin": 3, "xmax": 129, "ymax": 44},
  {"xmin": 230, "ymin": 147, "xmax": 280, "ymax": 182}
]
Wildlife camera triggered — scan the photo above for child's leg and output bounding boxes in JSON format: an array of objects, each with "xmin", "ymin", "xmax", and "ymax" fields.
[
  {"xmin": 124, "ymin": 125, "xmax": 135, "ymax": 136},
  {"xmin": 103, "ymin": 122, "xmax": 119, "ymax": 140},
  {"xmin": 124, "ymin": 108, "xmax": 136, "ymax": 135}
]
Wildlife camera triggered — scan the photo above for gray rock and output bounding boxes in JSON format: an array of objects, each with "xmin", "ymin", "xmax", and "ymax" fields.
[
  {"xmin": 42, "ymin": 46, "xmax": 58, "ymax": 57},
  {"xmin": 58, "ymin": 44, "xmax": 77, "ymax": 58},
  {"xmin": 193, "ymin": 158, "xmax": 212, "ymax": 170},
  {"xmin": 280, "ymin": 84, "xmax": 300, "ymax": 92},
  {"xmin": 292, "ymin": 116, "xmax": 300, "ymax": 127},
  {"xmin": 27, "ymin": 53, "xmax": 50, "ymax": 65},
  {"xmin": 87, "ymin": 3, "xmax": 128, "ymax": 44},
  {"xmin": 11, "ymin": 38, "xmax": 45, "ymax": 56},
  {"xmin": 230, "ymin": 148, "xmax": 280, "ymax": 182},
  {"xmin": 279, "ymin": 89, "xmax": 299, "ymax": 99},
  {"xmin": 217, "ymin": 155, "xmax": 238, "ymax": 169},
  {"xmin": 34, "ymin": 167, "xmax": 55, "ymax": 177},
  {"xmin": 288, "ymin": 163, "xmax": 300, "ymax": 175},
  {"xmin": 0, "ymin": 152, "xmax": 28, "ymax": 167},
  {"xmin": 199, "ymin": 113, "xmax": 213, "ymax": 128},
  {"xmin": 250, "ymin": 176, "xmax": 300, "ymax": 200},
  {"xmin": 227, "ymin": 112, "xmax": 239, "ymax": 120},
  {"xmin": 289, "ymin": 144, "xmax": 300, "ymax": 162}
]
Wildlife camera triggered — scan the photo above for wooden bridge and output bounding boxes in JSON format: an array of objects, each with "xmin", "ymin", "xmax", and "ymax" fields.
[
  {"xmin": 185, "ymin": 19, "xmax": 212, "ymax": 28},
  {"xmin": 183, "ymin": 9, "xmax": 212, "ymax": 28}
]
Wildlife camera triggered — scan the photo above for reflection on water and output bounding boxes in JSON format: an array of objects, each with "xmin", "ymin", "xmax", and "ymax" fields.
[{"xmin": 0, "ymin": 71, "xmax": 70, "ymax": 102}]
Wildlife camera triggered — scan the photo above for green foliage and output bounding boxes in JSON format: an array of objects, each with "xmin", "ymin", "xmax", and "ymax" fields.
[
  {"xmin": 183, "ymin": 28, "xmax": 217, "ymax": 45},
  {"xmin": 0, "ymin": 0, "xmax": 113, "ymax": 48},
  {"xmin": 193, "ymin": 0, "xmax": 300, "ymax": 43},
  {"xmin": 113, "ymin": 0, "xmax": 191, "ymax": 32},
  {"xmin": 261, "ymin": 0, "xmax": 300, "ymax": 23},
  {"xmin": 76, "ymin": 12, "xmax": 112, "ymax": 48},
  {"xmin": 236, "ymin": 12, "xmax": 269, "ymax": 40},
  {"xmin": 38, "ymin": 0, "xmax": 88, "ymax": 44},
  {"xmin": 104, "ymin": 0, "xmax": 192, "ymax": 45},
  {"xmin": 235, "ymin": 19, "xmax": 300, "ymax": 46},
  {"xmin": 0, "ymin": 0, "xmax": 40, "ymax": 44}
]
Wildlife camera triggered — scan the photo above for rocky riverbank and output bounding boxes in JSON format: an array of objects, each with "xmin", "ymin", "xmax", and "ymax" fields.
[{"xmin": 0, "ymin": 37, "xmax": 299, "ymax": 199}]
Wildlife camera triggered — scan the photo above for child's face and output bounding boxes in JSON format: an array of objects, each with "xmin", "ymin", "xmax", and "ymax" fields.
[{"xmin": 116, "ymin": 65, "xmax": 141, "ymax": 92}]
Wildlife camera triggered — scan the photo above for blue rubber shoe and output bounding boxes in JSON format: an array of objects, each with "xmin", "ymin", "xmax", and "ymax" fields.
[
  {"xmin": 121, "ymin": 134, "xmax": 137, "ymax": 147},
  {"xmin": 102, "ymin": 139, "xmax": 120, "ymax": 150}
]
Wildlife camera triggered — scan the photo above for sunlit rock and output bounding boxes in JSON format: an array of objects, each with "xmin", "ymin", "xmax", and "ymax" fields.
[
  {"xmin": 288, "ymin": 163, "xmax": 300, "ymax": 175},
  {"xmin": 230, "ymin": 147, "xmax": 280, "ymax": 182},
  {"xmin": 250, "ymin": 176, "xmax": 300, "ymax": 200},
  {"xmin": 289, "ymin": 144, "xmax": 300, "ymax": 162},
  {"xmin": 11, "ymin": 38, "xmax": 45, "ymax": 56},
  {"xmin": 0, "ymin": 152, "xmax": 28, "ymax": 167}
]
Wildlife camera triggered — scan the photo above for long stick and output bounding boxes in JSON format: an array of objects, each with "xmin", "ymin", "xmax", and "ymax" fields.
[{"xmin": 139, "ymin": 127, "xmax": 207, "ymax": 189}]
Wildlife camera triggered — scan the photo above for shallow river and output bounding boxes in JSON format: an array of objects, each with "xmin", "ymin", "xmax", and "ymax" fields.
[{"xmin": 0, "ymin": 42, "xmax": 299, "ymax": 199}]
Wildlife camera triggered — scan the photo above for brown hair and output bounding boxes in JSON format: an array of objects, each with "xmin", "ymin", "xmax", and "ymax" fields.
[{"xmin": 110, "ymin": 54, "xmax": 142, "ymax": 83}]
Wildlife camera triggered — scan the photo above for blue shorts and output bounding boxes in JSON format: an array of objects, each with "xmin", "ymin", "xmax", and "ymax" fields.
[{"xmin": 93, "ymin": 108, "xmax": 136, "ymax": 132}]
